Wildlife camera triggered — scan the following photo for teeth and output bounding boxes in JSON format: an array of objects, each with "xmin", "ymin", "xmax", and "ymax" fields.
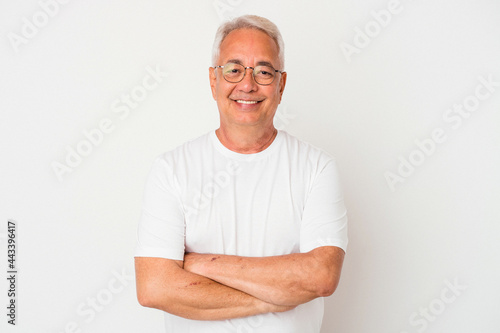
[{"xmin": 236, "ymin": 100, "xmax": 258, "ymax": 104}]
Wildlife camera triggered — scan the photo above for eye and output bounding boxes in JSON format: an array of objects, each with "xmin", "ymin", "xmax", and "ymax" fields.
[
  {"xmin": 223, "ymin": 63, "xmax": 244, "ymax": 77},
  {"xmin": 255, "ymin": 66, "xmax": 274, "ymax": 78}
]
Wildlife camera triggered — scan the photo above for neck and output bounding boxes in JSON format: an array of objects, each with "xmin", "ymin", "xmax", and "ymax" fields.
[{"xmin": 215, "ymin": 125, "xmax": 278, "ymax": 154}]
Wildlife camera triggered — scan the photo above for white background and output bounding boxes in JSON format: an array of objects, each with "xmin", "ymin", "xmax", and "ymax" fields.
[{"xmin": 1, "ymin": 0, "xmax": 499, "ymax": 332}]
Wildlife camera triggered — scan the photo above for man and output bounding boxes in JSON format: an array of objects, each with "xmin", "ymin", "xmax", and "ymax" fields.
[{"xmin": 134, "ymin": 15, "xmax": 348, "ymax": 332}]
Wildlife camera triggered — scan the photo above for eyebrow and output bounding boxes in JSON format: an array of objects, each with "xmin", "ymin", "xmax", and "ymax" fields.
[{"xmin": 226, "ymin": 59, "xmax": 276, "ymax": 68}]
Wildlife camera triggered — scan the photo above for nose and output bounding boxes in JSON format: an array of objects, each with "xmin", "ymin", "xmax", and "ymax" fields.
[{"xmin": 236, "ymin": 67, "xmax": 258, "ymax": 92}]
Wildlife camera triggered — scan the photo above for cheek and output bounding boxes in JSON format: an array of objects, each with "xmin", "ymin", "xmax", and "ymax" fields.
[
  {"xmin": 267, "ymin": 87, "xmax": 281, "ymax": 103},
  {"xmin": 216, "ymin": 82, "xmax": 233, "ymax": 99}
]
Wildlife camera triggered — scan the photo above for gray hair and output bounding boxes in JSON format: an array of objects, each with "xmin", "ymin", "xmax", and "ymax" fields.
[{"xmin": 211, "ymin": 15, "xmax": 285, "ymax": 70}]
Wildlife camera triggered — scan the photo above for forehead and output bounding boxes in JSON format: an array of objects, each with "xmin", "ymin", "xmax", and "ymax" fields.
[{"xmin": 219, "ymin": 28, "xmax": 279, "ymax": 66}]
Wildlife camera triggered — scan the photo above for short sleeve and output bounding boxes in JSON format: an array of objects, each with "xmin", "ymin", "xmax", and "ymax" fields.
[
  {"xmin": 134, "ymin": 156, "xmax": 186, "ymax": 260},
  {"xmin": 300, "ymin": 158, "xmax": 348, "ymax": 253}
]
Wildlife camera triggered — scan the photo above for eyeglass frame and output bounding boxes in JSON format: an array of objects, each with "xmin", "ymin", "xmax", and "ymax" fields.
[{"xmin": 212, "ymin": 62, "xmax": 285, "ymax": 86}]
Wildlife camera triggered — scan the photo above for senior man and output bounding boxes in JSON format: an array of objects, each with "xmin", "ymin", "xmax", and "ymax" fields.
[{"xmin": 134, "ymin": 15, "xmax": 348, "ymax": 332}]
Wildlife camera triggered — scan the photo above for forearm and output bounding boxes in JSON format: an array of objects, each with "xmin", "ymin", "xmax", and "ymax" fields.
[
  {"xmin": 184, "ymin": 247, "xmax": 344, "ymax": 306},
  {"xmin": 186, "ymin": 253, "xmax": 315, "ymax": 306},
  {"xmin": 135, "ymin": 257, "xmax": 293, "ymax": 321},
  {"xmin": 150, "ymin": 272, "xmax": 276, "ymax": 320}
]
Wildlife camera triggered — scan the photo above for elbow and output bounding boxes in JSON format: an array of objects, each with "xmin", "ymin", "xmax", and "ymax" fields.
[
  {"xmin": 136, "ymin": 284, "xmax": 157, "ymax": 308},
  {"xmin": 274, "ymin": 276, "xmax": 339, "ymax": 305},
  {"xmin": 314, "ymin": 269, "xmax": 341, "ymax": 297},
  {"xmin": 135, "ymin": 257, "xmax": 185, "ymax": 311},
  {"xmin": 308, "ymin": 246, "xmax": 345, "ymax": 297},
  {"xmin": 136, "ymin": 280, "xmax": 179, "ymax": 313},
  {"xmin": 316, "ymin": 278, "xmax": 339, "ymax": 297},
  {"xmin": 137, "ymin": 296, "xmax": 150, "ymax": 308},
  {"xmin": 136, "ymin": 278, "xmax": 167, "ymax": 309}
]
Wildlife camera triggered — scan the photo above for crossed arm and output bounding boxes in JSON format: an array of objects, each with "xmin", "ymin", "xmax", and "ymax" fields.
[{"xmin": 135, "ymin": 245, "xmax": 344, "ymax": 321}]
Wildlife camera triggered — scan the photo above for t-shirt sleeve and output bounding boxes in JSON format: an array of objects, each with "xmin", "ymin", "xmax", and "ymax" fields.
[
  {"xmin": 134, "ymin": 156, "xmax": 186, "ymax": 261},
  {"xmin": 300, "ymin": 157, "xmax": 348, "ymax": 253}
]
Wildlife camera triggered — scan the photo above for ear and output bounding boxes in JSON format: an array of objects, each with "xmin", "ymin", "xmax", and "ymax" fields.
[
  {"xmin": 209, "ymin": 67, "xmax": 217, "ymax": 100},
  {"xmin": 278, "ymin": 71, "xmax": 287, "ymax": 103}
]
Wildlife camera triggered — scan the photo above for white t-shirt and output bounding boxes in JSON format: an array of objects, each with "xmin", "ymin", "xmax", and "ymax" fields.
[{"xmin": 135, "ymin": 130, "xmax": 348, "ymax": 333}]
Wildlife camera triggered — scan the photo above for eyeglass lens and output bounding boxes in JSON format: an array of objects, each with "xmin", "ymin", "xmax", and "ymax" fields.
[{"xmin": 222, "ymin": 63, "xmax": 276, "ymax": 85}]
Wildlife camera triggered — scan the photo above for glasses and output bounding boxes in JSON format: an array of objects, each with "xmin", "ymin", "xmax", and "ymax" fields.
[{"xmin": 213, "ymin": 62, "xmax": 283, "ymax": 85}]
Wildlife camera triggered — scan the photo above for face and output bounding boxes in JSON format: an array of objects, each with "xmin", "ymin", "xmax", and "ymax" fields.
[{"xmin": 209, "ymin": 28, "xmax": 287, "ymax": 130}]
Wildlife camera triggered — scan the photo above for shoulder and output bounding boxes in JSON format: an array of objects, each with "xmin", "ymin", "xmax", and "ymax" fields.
[
  {"xmin": 144, "ymin": 132, "xmax": 212, "ymax": 181},
  {"xmin": 279, "ymin": 130, "xmax": 336, "ymax": 166},
  {"xmin": 155, "ymin": 131, "xmax": 212, "ymax": 165}
]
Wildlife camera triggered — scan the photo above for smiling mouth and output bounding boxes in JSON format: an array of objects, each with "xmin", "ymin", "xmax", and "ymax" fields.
[{"xmin": 236, "ymin": 100, "xmax": 260, "ymax": 104}]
